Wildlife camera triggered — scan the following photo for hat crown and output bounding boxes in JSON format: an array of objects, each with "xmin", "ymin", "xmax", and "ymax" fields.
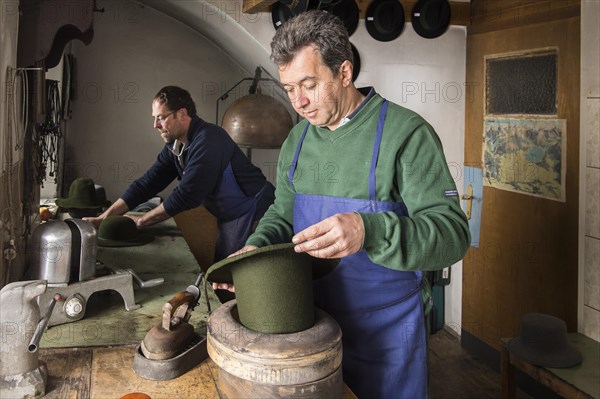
[
  {"xmin": 519, "ymin": 313, "xmax": 569, "ymax": 351},
  {"xmin": 375, "ymin": 2, "xmax": 403, "ymax": 32},
  {"xmin": 423, "ymin": 2, "xmax": 446, "ymax": 29},
  {"xmin": 57, "ymin": 177, "xmax": 109, "ymax": 209},
  {"xmin": 507, "ymin": 312, "xmax": 582, "ymax": 368},
  {"xmin": 68, "ymin": 178, "xmax": 100, "ymax": 206},
  {"xmin": 366, "ymin": 0, "xmax": 405, "ymax": 42},
  {"xmin": 411, "ymin": 0, "xmax": 451, "ymax": 39},
  {"xmin": 98, "ymin": 216, "xmax": 139, "ymax": 242},
  {"xmin": 207, "ymin": 243, "xmax": 338, "ymax": 334}
]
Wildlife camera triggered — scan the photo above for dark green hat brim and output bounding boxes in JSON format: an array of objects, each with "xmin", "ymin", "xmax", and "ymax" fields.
[
  {"xmin": 206, "ymin": 243, "xmax": 338, "ymax": 284},
  {"xmin": 55, "ymin": 198, "xmax": 111, "ymax": 209},
  {"xmin": 97, "ymin": 233, "xmax": 154, "ymax": 247}
]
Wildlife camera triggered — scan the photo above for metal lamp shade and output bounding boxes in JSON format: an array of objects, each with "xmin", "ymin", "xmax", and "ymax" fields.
[{"xmin": 221, "ymin": 93, "xmax": 293, "ymax": 149}]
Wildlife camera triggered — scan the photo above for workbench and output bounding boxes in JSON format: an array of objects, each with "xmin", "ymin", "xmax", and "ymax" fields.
[
  {"xmin": 35, "ymin": 213, "xmax": 356, "ymax": 398},
  {"xmin": 38, "ymin": 344, "xmax": 357, "ymax": 398},
  {"xmin": 500, "ymin": 333, "xmax": 600, "ymax": 399}
]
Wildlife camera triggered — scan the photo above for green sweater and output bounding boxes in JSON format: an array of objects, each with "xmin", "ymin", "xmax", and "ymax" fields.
[{"xmin": 246, "ymin": 93, "xmax": 470, "ymax": 271}]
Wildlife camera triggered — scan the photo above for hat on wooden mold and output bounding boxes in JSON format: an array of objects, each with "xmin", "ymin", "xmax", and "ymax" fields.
[{"xmin": 206, "ymin": 243, "xmax": 338, "ymax": 334}]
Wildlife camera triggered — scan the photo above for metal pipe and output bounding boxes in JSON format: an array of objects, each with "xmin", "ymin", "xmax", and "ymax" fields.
[{"xmin": 28, "ymin": 294, "xmax": 60, "ymax": 353}]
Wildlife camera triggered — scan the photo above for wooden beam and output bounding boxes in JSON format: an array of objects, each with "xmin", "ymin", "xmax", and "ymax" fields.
[
  {"xmin": 469, "ymin": 0, "xmax": 580, "ymax": 34},
  {"xmin": 243, "ymin": 0, "xmax": 278, "ymax": 14},
  {"xmin": 243, "ymin": 0, "xmax": 471, "ymax": 27}
]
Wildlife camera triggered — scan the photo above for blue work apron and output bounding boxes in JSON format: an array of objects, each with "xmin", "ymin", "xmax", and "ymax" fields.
[
  {"xmin": 288, "ymin": 101, "xmax": 428, "ymax": 399},
  {"xmin": 205, "ymin": 163, "xmax": 268, "ymax": 261}
]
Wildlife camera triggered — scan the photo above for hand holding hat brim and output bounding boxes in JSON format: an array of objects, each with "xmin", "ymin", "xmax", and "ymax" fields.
[
  {"xmin": 96, "ymin": 215, "xmax": 155, "ymax": 247},
  {"xmin": 207, "ymin": 242, "xmax": 338, "ymax": 284}
]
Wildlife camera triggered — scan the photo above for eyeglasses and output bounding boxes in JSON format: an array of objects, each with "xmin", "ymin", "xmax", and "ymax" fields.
[{"xmin": 154, "ymin": 111, "xmax": 175, "ymax": 123}]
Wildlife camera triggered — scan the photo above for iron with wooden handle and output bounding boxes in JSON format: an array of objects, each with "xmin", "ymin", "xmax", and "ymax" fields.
[{"xmin": 140, "ymin": 272, "xmax": 204, "ymax": 360}]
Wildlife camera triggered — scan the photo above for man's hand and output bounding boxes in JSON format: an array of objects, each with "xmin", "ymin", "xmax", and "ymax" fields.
[
  {"xmin": 83, "ymin": 198, "xmax": 129, "ymax": 227},
  {"xmin": 210, "ymin": 245, "xmax": 258, "ymax": 293},
  {"xmin": 292, "ymin": 212, "xmax": 364, "ymax": 259},
  {"xmin": 212, "ymin": 282, "xmax": 236, "ymax": 292},
  {"xmin": 126, "ymin": 214, "xmax": 144, "ymax": 228},
  {"xmin": 82, "ymin": 215, "xmax": 104, "ymax": 227},
  {"xmin": 228, "ymin": 245, "xmax": 257, "ymax": 257}
]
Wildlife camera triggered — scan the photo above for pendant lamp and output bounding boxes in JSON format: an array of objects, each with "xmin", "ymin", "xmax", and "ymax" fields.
[{"xmin": 218, "ymin": 67, "xmax": 293, "ymax": 151}]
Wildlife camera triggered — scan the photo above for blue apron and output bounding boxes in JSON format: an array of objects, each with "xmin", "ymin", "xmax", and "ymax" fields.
[
  {"xmin": 288, "ymin": 101, "xmax": 428, "ymax": 399},
  {"xmin": 205, "ymin": 163, "xmax": 269, "ymax": 261}
]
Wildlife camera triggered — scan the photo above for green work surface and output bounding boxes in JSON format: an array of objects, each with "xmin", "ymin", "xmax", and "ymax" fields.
[{"xmin": 39, "ymin": 219, "xmax": 221, "ymax": 349}]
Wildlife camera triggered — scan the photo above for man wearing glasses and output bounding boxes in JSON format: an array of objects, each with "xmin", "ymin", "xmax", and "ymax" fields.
[{"xmin": 85, "ymin": 86, "xmax": 275, "ymax": 286}]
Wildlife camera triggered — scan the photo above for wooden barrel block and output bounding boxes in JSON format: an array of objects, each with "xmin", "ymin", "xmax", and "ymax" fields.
[
  {"xmin": 207, "ymin": 300, "xmax": 343, "ymax": 398},
  {"xmin": 217, "ymin": 366, "xmax": 343, "ymax": 398}
]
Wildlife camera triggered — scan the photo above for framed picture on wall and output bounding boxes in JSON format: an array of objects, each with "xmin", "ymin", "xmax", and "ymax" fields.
[{"xmin": 482, "ymin": 117, "xmax": 566, "ymax": 201}]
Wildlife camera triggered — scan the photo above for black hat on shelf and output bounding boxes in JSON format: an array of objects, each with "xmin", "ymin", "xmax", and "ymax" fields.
[
  {"xmin": 365, "ymin": 0, "xmax": 405, "ymax": 42},
  {"xmin": 271, "ymin": 0, "xmax": 312, "ymax": 30},
  {"xmin": 411, "ymin": 0, "xmax": 451, "ymax": 39},
  {"xmin": 318, "ymin": 0, "xmax": 360, "ymax": 37},
  {"xmin": 507, "ymin": 313, "xmax": 583, "ymax": 368}
]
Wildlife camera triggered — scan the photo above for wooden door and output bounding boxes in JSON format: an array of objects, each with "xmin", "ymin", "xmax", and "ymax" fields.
[{"xmin": 462, "ymin": 1, "xmax": 581, "ymax": 350}]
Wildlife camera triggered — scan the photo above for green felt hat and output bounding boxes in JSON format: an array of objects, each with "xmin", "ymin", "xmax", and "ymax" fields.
[
  {"xmin": 206, "ymin": 243, "xmax": 338, "ymax": 334},
  {"xmin": 97, "ymin": 215, "xmax": 154, "ymax": 247},
  {"xmin": 56, "ymin": 177, "xmax": 111, "ymax": 209}
]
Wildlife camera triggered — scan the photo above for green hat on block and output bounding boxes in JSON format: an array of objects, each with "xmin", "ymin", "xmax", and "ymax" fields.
[
  {"xmin": 56, "ymin": 177, "xmax": 111, "ymax": 209},
  {"xmin": 206, "ymin": 243, "xmax": 339, "ymax": 334},
  {"xmin": 97, "ymin": 215, "xmax": 154, "ymax": 247}
]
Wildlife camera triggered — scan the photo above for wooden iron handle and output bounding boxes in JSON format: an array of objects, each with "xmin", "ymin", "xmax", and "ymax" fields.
[{"xmin": 161, "ymin": 291, "xmax": 195, "ymax": 330}]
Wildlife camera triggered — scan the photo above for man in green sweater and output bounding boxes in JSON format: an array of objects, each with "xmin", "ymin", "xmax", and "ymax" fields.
[{"xmin": 214, "ymin": 10, "xmax": 470, "ymax": 398}]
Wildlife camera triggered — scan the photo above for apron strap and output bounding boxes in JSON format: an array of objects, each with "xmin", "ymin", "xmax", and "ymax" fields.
[
  {"xmin": 369, "ymin": 100, "xmax": 389, "ymax": 201},
  {"xmin": 288, "ymin": 122, "xmax": 311, "ymax": 191},
  {"xmin": 289, "ymin": 99, "xmax": 389, "ymax": 198}
]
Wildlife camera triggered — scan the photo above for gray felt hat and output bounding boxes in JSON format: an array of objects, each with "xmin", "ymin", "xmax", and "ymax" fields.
[
  {"xmin": 507, "ymin": 313, "xmax": 582, "ymax": 368},
  {"xmin": 206, "ymin": 243, "xmax": 338, "ymax": 334}
]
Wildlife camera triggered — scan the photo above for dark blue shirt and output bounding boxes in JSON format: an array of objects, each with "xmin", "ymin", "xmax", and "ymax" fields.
[{"xmin": 122, "ymin": 116, "xmax": 270, "ymax": 217}]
